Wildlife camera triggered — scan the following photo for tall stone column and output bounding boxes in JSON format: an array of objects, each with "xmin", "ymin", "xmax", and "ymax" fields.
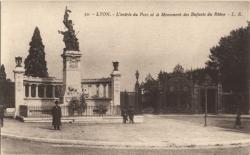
[
  {"xmin": 96, "ymin": 84, "xmax": 100, "ymax": 97},
  {"xmin": 111, "ymin": 62, "xmax": 121, "ymax": 106},
  {"xmin": 61, "ymin": 50, "xmax": 82, "ymax": 105},
  {"xmin": 13, "ymin": 57, "xmax": 25, "ymax": 118},
  {"xmin": 103, "ymin": 84, "xmax": 107, "ymax": 98},
  {"xmin": 35, "ymin": 84, "xmax": 39, "ymax": 98},
  {"xmin": 88, "ymin": 85, "xmax": 92, "ymax": 98},
  {"xmin": 28, "ymin": 84, "xmax": 31, "ymax": 98}
]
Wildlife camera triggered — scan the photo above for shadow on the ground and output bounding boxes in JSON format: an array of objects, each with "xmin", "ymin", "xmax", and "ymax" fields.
[
  {"xmin": 213, "ymin": 119, "xmax": 250, "ymax": 134},
  {"xmin": 38, "ymin": 126, "xmax": 56, "ymax": 130},
  {"xmin": 165, "ymin": 116, "xmax": 250, "ymax": 134}
]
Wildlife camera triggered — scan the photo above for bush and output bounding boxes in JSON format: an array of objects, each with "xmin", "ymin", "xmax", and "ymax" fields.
[{"xmin": 68, "ymin": 97, "xmax": 86, "ymax": 116}]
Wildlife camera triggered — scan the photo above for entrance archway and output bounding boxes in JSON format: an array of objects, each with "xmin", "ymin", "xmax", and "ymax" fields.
[{"xmin": 164, "ymin": 73, "xmax": 192, "ymax": 113}]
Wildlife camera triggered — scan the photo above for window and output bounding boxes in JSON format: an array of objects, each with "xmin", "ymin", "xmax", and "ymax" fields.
[
  {"xmin": 55, "ymin": 85, "xmax": 61, "ymax": 98},
  {"xmin": 46, "ymin": 85, "xmax": 53, "ymax": 98},
  {"xmin": 31, "ymin": 84, "xmax": 36, "ymax": 97},
  {"xmin": 25, "ymin": 84, "xmax": 29, "ymax": 97},
  {"xmin": 38, "ymin": 85, "xmax": 44, "ymax": 97}
]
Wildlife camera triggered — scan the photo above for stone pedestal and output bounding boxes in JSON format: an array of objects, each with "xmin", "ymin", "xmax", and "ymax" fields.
[
  {"xmin": 13, "ymin": 66, "xmax": 25, "ymax": 118},
  {"xmin": 111, "ymin": 62, "xmax": 121, "ymax": 106},
  {"xmin": 61, "ymin": 50, "xmax": 82, "ymax": 105}
]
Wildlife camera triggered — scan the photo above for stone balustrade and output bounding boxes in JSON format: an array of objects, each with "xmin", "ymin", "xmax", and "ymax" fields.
[
  {"xmin": 21, "ymin": 76, "xmax": 113, "ymax": 107},
  {"xmin": 81, "ymin": 78, "xmax": 112, "ymax": 99}
]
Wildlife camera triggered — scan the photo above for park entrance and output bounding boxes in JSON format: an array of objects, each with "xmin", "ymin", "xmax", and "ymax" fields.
[{"xmin": 164, "ymin": 74, "xmax": 192, "ymax": 113}]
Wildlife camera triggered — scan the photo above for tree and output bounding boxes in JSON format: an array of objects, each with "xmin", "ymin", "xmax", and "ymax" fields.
[
  {"xmin": 24, "ymin": 27, "xmax": 48, "ymax": 77},
  {"xmin": 158, "ymin": 71, "xmax": 168, "ymax": 85},
  {"xmin": 206, "ymin": 23, "xmax": 250, "ymax": 92},
  {"xmin": 0, "ymin": 65, "xmax": 6, "ymax": 80}
]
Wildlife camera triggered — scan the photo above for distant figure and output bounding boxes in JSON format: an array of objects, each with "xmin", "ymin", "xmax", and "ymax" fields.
[
  {"xmin": 121, "ymin": 108, "xmax": 128, "ymax": 124},
  {"xmin": 234, "ymin": 93, "xmax": 243, "ymax": 129},
  {"xmin": 234, "ymin": 110, "xmax": 241, "ymax": 129},
  {"xmin": 52, "ymin": 101, "xmax": 62, "ymax": 130},
  {"xmin": 128, "ymin": 106, "xmax": 135, "ymax": 124},
  {"xmin": 0, "ymin": 105, "xmax": 4, "ymax": 127}
]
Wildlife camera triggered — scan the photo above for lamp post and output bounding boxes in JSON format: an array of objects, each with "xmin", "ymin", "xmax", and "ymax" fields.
[
  {"xmin": 204, "ymin": 74, "xmax": 211, "ymax": 127},
  {"xmin": 204, "ymin": 83, "xmax": 208, "ymax": 127}
]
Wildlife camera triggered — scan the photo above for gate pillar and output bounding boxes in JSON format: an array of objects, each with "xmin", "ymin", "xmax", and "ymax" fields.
[
  {"xmin": 13, "ymin": 57, "xmax": 25, "ymax": 118},
  {"xmin": 111, "ymin": 62, "xmax": 121, "ymax": 106}
]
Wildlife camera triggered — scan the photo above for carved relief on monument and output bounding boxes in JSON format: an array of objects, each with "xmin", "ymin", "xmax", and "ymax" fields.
[{"xmin": 69, "ymin": 60, "xmax": 78, "ymax": 69}]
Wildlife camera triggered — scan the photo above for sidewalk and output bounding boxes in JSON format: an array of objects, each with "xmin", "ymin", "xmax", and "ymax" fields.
[{"xmin": 1, "ymin": 115, "xmax": 250, "ymax": 149}]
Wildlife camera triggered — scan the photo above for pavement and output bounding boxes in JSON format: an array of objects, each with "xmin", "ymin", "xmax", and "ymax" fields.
[{"xmin": 1, "ymin": 114, "xmax": 250, "ymax": 149}]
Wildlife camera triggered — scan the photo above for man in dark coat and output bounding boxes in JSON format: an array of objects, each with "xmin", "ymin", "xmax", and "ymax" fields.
[
  {"xmin": 234, "ymin": 93, "xmax": 243, "ymax": 129},
  {"xmin": 0, "ymin": 105, "xmax": 4, "ymax": 127},
  {"xmin": 128, "ymin": 106, "xmax": 135, "ymax": 124},
  {"xmin": 235, "ymin": 110, "xmax": 241, "ymax": 129},
  {"xmin": 52, "ymin": 101, "xmax": 62, "ymax": 130},
  {"xmin": 121, "ymin": 108, "xmax": 128, "ymax": 124}
]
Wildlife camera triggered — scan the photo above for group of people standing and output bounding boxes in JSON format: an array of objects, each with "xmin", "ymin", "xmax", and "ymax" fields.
[{"xmin": 121, "ymin": 107, "xmax": 135, "ymax": 124}]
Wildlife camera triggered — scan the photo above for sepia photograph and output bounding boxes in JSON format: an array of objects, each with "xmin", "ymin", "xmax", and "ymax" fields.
[{"xmin": 0, "ymin": 1, "xmax": 250, "ymax": 154}]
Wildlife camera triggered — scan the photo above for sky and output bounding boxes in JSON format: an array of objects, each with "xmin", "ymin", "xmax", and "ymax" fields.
[{"xmin": 1, "ymin": 1, "xmax": 249, "ymax": 91}]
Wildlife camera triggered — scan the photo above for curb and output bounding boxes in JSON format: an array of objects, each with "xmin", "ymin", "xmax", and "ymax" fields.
[
  {"xmin": 156, "ymin": 114, "xmax": 250, "ymax": 119},
  {"xmin": 2, "ymin": 132, "xmax": 250, "ymax": 150}
]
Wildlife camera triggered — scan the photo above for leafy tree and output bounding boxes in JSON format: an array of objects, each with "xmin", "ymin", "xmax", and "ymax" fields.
[
  {"xmin": 24, "ymin": 27, "xmax": 48, "ymax": 77},
  {"xmin": 158, "ymin": 71, "xmax": 168, "ymax": 85},
  {"xmin": 185, "ymin": 68, "xmax": 216, "ymax": 85},
  {"xmin": 206, "ymin": 23, "xmax": 250, "ymax": 92}
]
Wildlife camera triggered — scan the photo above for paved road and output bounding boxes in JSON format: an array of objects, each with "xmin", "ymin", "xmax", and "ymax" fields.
[
  {"xmin": 2, "ymin": 137, "xmax": 250, "ymax": 155},
  {"xmin": 2, "ymin": 116, "xmax": 250, "ymax": 147},
  {"xmin": 2, "ymin": 116, "xmax": 250, "ymax": 155}
]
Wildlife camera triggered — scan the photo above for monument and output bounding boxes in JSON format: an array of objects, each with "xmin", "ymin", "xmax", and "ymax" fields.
[
  {"xmin": 11, "ymin": 7, "xmax": 124, "ymax": 120},
  {"xmin": 59, "ymin": 7, "xmax": 82, "ymax": 105}
]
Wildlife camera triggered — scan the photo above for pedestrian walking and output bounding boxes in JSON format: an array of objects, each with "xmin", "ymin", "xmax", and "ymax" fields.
[
  {"xmin": 128, "ymin": 106, "xmax": 135, "ymax": 124},
  {"xmin": 234, "ymin": 93, "xmax": 243, "ymax": 129},
  {"xmin": 0, "ymin": 105, "xmax": 4, "ymax": 127},
  {"xmin": 234, "ymin": 110, "xmax": 241, "ymax": 129},
  {"xmin": 121, "ymin": 108, "xmax": 128, "ymax": 124},
  {"xmin": 52, "ymin": 101, "xmax": 62, "ymax": 130}
]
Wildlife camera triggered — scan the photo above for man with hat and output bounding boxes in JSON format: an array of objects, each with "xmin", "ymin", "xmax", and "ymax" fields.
[
  {"xmin": 0, "ymin": 104, "xmax": 5, "ymax": 127},
  {"xmin": 52, "ymin": 100, "xmax": 62, "ymax": 130}
]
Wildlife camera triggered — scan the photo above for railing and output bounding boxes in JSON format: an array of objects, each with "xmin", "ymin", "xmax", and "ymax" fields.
[{"xmin": 20, "ymin": 105, "xmax": 121, "ymax": 118}]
